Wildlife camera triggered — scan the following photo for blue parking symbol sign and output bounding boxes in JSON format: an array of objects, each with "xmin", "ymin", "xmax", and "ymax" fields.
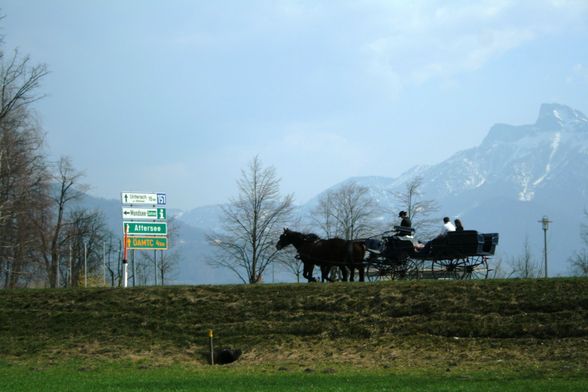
[{"xmin": 157, "ymin": 193, "xmax": 167, "ymax": 205}]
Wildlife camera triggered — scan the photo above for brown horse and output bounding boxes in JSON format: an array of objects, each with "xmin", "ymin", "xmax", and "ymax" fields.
[{"xmin": 276, "ymin": 228, "xmax": 366, "ymax": 282}]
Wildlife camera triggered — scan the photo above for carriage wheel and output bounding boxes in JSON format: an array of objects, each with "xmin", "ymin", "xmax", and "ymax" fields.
[
  {"xmin": 460, "ymin": 256, "xmax": 489, "ymax": 280},
  {"xmin": 431, "ymin": 258, "xmax": 467, "ymax": 280},
  {"xmin": 365, "ymin": 254, "xmax": 385, "ymax": 281},
  {"xmin": 365, "ymin": 254, "xmax": 380, "ymax": 281},
  {"xmin": 404, "ymin": 258, "xmax": 422, "ymax": 280},
  {"xmin": 386, "ymin": 252, "xmax": 411, "ymax": 280},
  {"xmin": 366, "ymin": 260, "xmax": 392, "ymax": 281}
]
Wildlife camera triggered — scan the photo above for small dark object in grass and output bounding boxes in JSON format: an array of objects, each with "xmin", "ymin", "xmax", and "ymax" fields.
[
  {"xmin": 322, "ymin": 368, "xmax": 336, "ymax": 374},
  {"xmin": 214, "ymin": 348, "xmax": 242, "ymax": 365}
]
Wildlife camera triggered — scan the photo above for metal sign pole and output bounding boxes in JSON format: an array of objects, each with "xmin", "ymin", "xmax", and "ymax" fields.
[
  {"xmin": 131, "ymin": 249, "xmax": 136, "ymax": 287},
  {"xmin": 154, "ymin": 250, "xmax": 157, "ymax": 286},
  {"xmin": 123, "ymin": 225, "xmax": 128, "ymax": 288}
]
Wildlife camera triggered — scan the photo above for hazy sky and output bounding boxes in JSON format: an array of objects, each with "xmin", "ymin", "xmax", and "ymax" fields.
[{"xmin": 2, "ymin": 1, "xmax": 587, "ymax": 210}]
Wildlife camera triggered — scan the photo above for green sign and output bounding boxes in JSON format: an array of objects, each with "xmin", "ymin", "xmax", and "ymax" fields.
[
  {"xmin": 126, "ymin": 236, "xmax": 168, "ymax": 250},
  {"xmin": 124, "ymin": 222, "xmax": 167, "ymax": 236}
]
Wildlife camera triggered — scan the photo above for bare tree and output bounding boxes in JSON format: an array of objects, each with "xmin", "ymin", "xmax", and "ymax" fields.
[
  {"xmin": 0, "ymin": 124, "xmax": 49, "ymax": 287},
  {"xmin": 208, "ymin": 156, "xmax": 294, "ymax": 284},
  {"xmin": 133, "ymin": 254, "xmax": 151, "ymax": 286},
  {"xmin": 311, "ymin": 191, "xmax": 338, "ymax": 238},
  {"xmin": 62, "ymin": 208, "xmax": 109, "ymax": 287},
  {"xmin": 311, "ymin": 181, "xmax": 377, "ymax": 240},
  {"xmin": 488, "ymin": 255, "xmax": 507, "ymax": 279},
  {"xmin": 0, "ymin": 50, "xmax": 48, "ymax": 126},
  {"xmin": 36, "ymin": 157, "xmax": 88, "ymax": 287},
  {"xmin": 568, "ymin": 210, "xmax": 588, "ymax": 276},
  {"xmin": 0, "ymin": 29, "xmax": 50, "ymax": 288},
  {"xmin": 392, "ymin": 176, "xmax": 439, "ymax": 239},
  {"xmin": 568, "ymin": 249, "xmax": 588, "ymax": 276},
  {"xmin": 100, "ymin": 233, "xmax": 122, "ymax": 287},
  {"xmin": 581, "ymin": 209, "xmax": 588, "ymax": 245},
  {"xmin": 275, "ymin": 245, "xmax": 306, "ymax": 283},
  {"xmin": 508, "ymin": 237, "xmax": 543, "ymax": 278}
]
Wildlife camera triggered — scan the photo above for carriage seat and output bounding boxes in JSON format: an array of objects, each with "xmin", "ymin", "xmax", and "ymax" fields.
[
  {"xmin": 365, "ymin": 238, "xmax": 383, "ymax": 254},
  {"xmin": 393, "ymin": 225, "xmax": 415, "ymax": 236},
  {"xmin": 431, "ymin": 231, "xmax": 499, "ymax": 256},
  {"xmin": 479, "ymin": 233, "xmax": 499, "ymax": 255}
]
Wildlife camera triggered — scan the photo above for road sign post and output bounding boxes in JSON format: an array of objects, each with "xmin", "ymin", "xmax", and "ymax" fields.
[
  {"xmin": 121, "ymin": 191, "xmax": 168, "ymax": 287},
  {"xmin": 122, "ymin": 224, "xmax": 129, "ymax": 288}
]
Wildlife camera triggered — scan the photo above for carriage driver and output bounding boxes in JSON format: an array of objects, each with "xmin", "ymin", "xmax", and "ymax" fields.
[{"xmin": 397, "ymin": 211, "xmax": 412, "ymax": 237}]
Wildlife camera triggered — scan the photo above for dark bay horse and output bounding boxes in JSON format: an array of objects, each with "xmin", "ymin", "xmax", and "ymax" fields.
[{"xmin": 276, "ymin": 228, "xmax": 366, "ymax": 282}]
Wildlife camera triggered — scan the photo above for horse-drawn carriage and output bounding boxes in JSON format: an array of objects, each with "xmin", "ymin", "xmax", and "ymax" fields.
[
  {"xmin": 276, "ymin": 227, "xmax": 499, "ymax": 282},
  {"xmin": 364, "ymin": 227, "xmax": 499, "ymax": 281}
]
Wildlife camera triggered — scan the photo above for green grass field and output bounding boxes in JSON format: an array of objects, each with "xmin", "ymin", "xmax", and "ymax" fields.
[
  {"xmin": 0, "ymin": 361, "xmax": 586, "ymax": 392},
  {"xmin": 0, "ymin": 278, "xmax": 587, "ymax": 390}
]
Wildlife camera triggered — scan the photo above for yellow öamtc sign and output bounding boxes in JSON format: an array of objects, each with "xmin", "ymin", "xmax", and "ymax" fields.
[{"xmin": 126, "ymin": 236, "xmax": 168, "ymax": 250}]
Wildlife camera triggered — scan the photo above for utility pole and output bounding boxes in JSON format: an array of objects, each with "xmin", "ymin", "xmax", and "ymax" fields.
[
  {"xmin": 69, "ymin": 242, "xmax": 72, "ymax": 287},
  {"xmin": 539, "ymin": 216, "xmax": 551, "ymax": 278},
  {"xmin": 103, "ymin": 241, "xmax": 106, "ymax": 287}
]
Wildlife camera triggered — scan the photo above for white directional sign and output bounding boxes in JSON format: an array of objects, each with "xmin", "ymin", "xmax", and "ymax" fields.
[
  {"xmin": 121, "ymin": 192, "xmax": 166, "ymax": 205},
  {"xmin": 122, "ymin": 207, "xmax": 166, "ymax": 220}
]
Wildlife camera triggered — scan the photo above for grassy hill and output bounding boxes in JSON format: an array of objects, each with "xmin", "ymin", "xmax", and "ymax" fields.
[{"xmin": 0, "ymin": 278, "xmax": 587, "ymax": 373}]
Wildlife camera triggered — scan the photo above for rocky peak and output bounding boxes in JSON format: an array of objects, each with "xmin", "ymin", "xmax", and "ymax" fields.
[{"xmin": 535, "ymin": 103, "xmax": 588, "ymax": 131}]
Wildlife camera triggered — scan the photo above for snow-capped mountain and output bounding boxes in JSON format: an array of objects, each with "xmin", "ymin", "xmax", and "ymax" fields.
[{"xmin": 422, "ymin": 103, "xmax": 588, "ymax": 203}]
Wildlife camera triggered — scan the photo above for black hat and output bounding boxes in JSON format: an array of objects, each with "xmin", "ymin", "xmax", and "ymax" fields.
[{"xmin": 398, "ymin": 211, "xmax": 407, "ymax": 217}]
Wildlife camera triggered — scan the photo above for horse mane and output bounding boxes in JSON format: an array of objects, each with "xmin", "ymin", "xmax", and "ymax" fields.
[
  {"xmin": 303, "ymin": 232, "xmax": 321, "ymax": 242},
  {"xmin": 282, "ymin": 229, "xmax": 321, "ymax": 243}
]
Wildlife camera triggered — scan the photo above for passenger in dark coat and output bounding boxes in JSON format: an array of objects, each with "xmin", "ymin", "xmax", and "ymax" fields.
[{"xmin": 454, "ymin": 218, "xmax": 464, "ymax": 232}]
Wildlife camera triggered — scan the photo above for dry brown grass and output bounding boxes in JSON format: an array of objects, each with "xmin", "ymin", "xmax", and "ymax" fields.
[{"xmin": 0, "ymin": 278, "xmax": 587, "ymax": 373}]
